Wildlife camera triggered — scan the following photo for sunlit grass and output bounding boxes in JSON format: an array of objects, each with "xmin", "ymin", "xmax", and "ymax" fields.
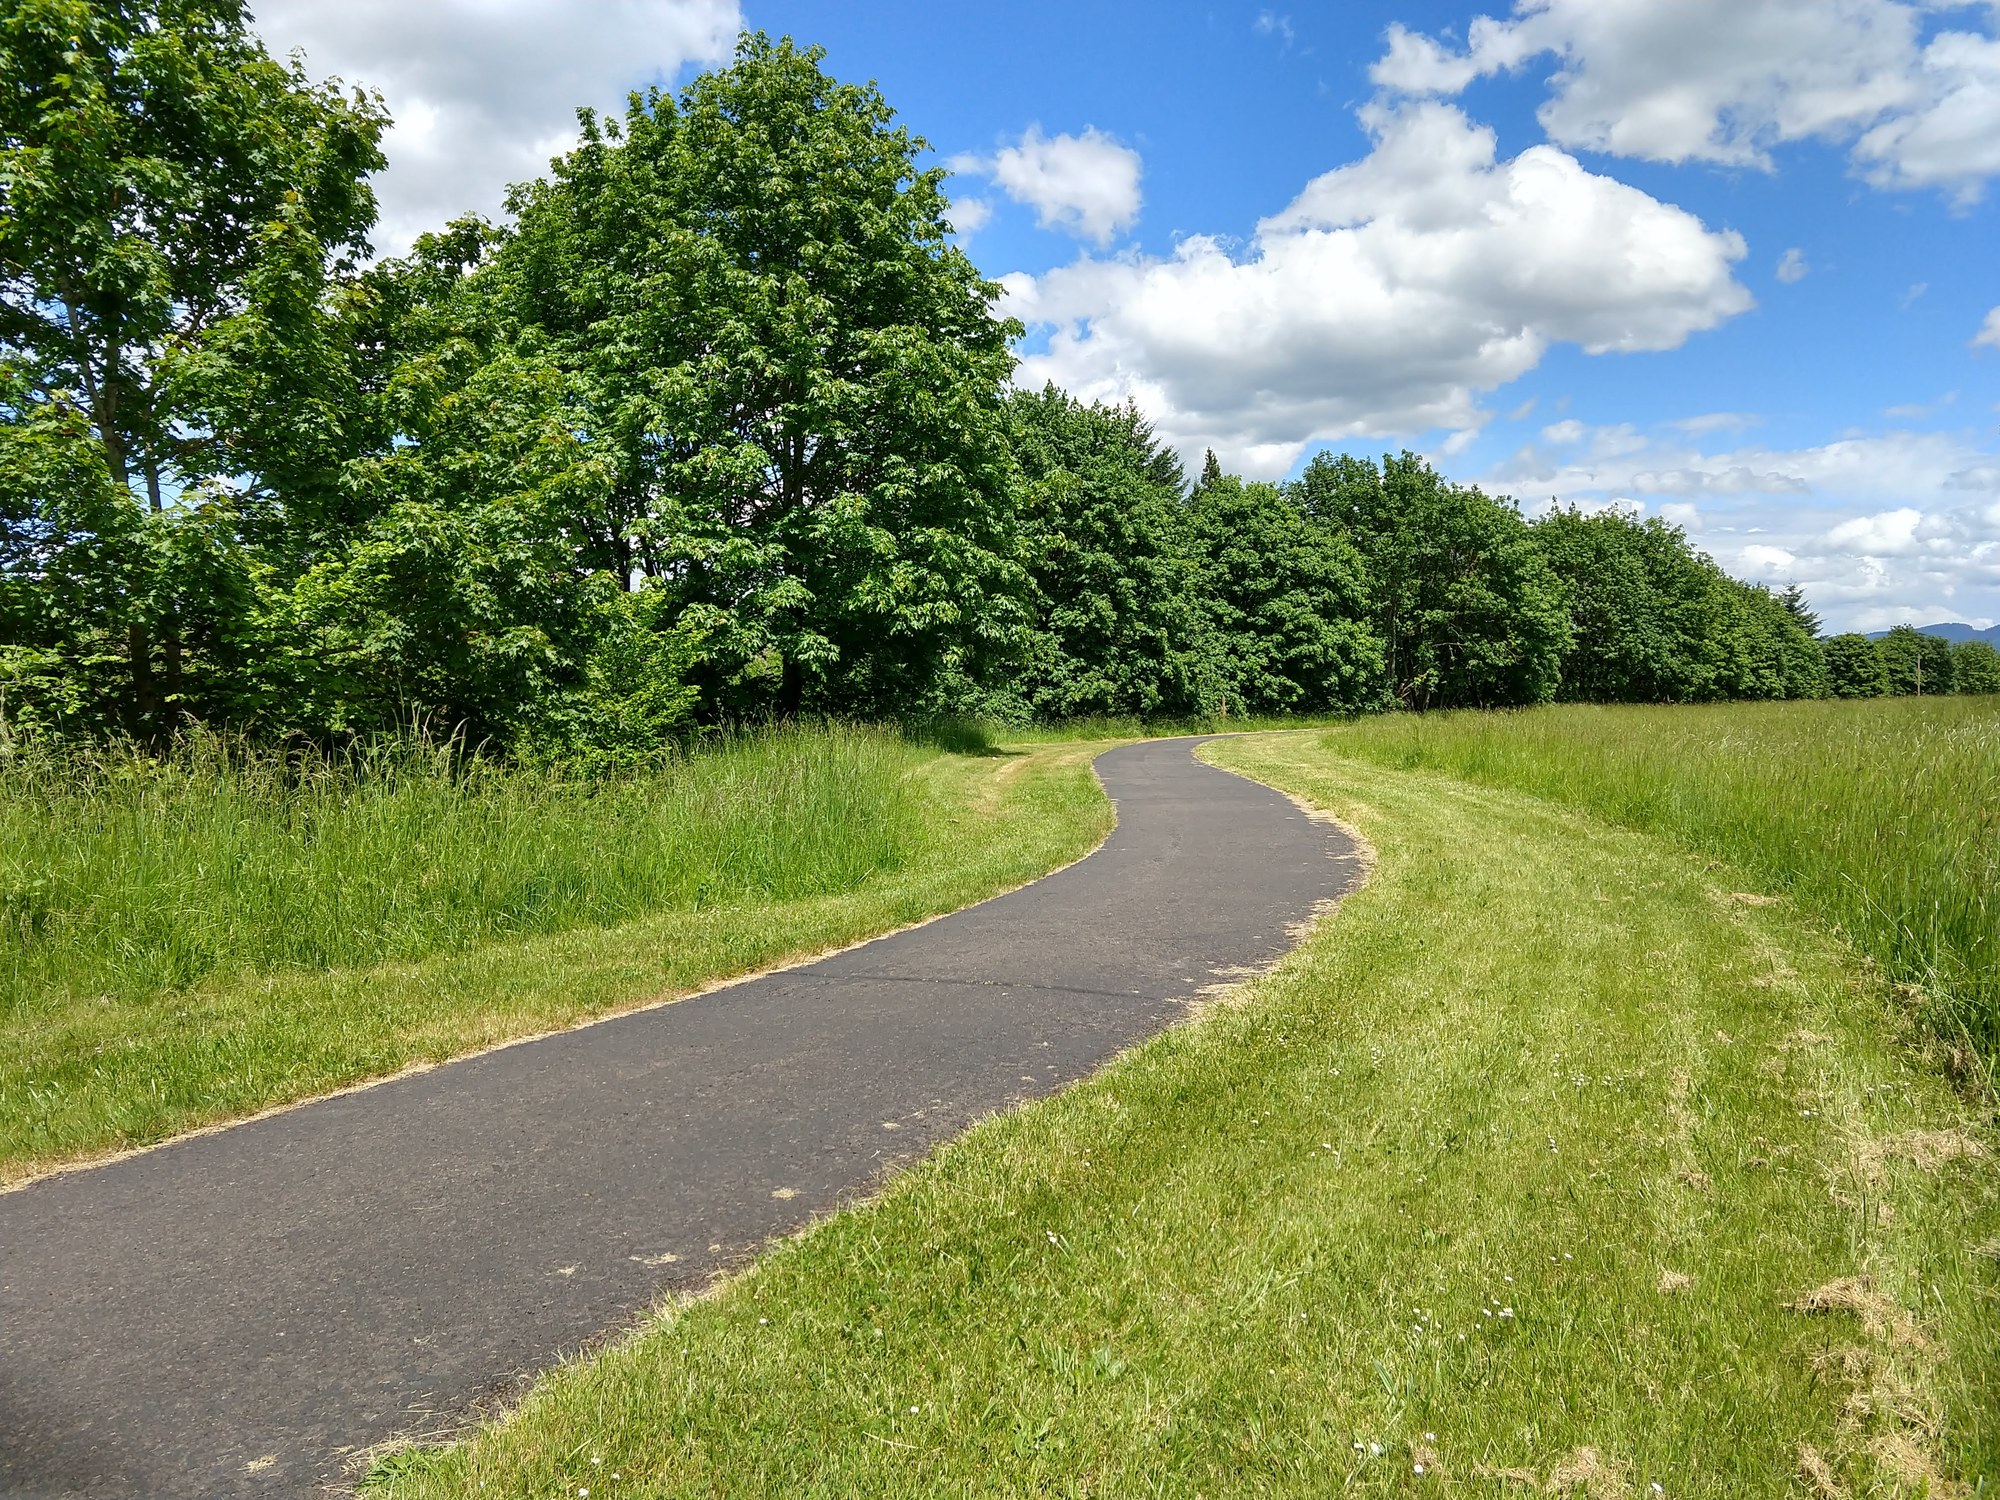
[
  {"xmin": 363, "ymin": 734, "xmax": 1998, "ymax": 1498},
  {"xmin": 1326, "ymin": 697, "xmax": 2000, "ymax": 1088},
  {"xmin": 0, "ymin": 730, "xmax": 1116, "ymax": 1179},
  {"xmin": 0, "ymin": 725, "xmax": 927, "ymax": 1007}
]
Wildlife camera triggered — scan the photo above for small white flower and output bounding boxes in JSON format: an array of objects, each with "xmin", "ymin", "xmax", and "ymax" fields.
[
  {"xmin": 1414, "ymin": 1462, "xmax": 1426, "ymax": 1475},
  {"xmin": 1369, "ymin": 1442, "xmax": 1382, "ymax": 1456},
  {"xmin": 1424, "ymin": 1433, "xmax": 1436, "ymax": 1442},
  {"xmin": 910, "ymin": 1405, "xmax": 919, "ymax": 1414},
  {"xmin": 758, "ymin": 1317, "xmax": 769, "ymax": 1325}
]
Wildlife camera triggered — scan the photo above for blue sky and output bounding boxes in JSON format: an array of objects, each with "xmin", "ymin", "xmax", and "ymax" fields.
[{"xmin": 256, "ymin": 1, "xmax": 2000, "ymax": 631}]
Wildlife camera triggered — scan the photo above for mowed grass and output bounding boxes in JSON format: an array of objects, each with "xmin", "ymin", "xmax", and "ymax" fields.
[
  {"xmin": 364, "ymin": 732, "xmax": 1999, "ymax": 1498},
  {"xmin": 0, "ymin": 728, "xmax": 1115, "ymax": 1181},
  {"xmin": 1326, "ymin": 697, "xmax": 2000, "ymax": 1088}
]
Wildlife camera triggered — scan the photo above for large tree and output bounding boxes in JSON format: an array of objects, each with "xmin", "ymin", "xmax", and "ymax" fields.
[
  {"xmin": 999, "ymin": 386, "xmax": 1202, "ymax": 720},
  {"xmin": 1533, "ymin": 506, "xmax": 1825, "ymax": 703},
  {"xmin": 488, "ymin": 34, "xmax": 1024, "ymax": 718},
  {"xmin": 1294, "ymin": 451, "xmax": 1569, "ymax": 710},
  {"xmin": 1182, "ymin": 475, "xmax": 1382, "ymax": 716},
  {"xmin": 1878, "ymin": 625, "xmax": 1955, "ymax": 696},
  {"xmin": 0, "ymin": 0, "xmax": 386, "ymax": 734}
]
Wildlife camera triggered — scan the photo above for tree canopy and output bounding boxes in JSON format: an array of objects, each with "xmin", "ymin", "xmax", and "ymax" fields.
[{"xmin": 5, "ymin": 6, "xmax": 1982, "ymax": 758}]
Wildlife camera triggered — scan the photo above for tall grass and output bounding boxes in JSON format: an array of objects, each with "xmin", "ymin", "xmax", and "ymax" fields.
[
  {"xmin": 1327, "ymin": 697, "xmax": 2000, "ymax": 1083},
  {"xmin": 0, "ymin": 724, "xmax": 929, "ymax": 1017}
]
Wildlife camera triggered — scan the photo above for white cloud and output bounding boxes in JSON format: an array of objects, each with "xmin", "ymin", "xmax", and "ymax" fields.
[
  {"xmin": 1005, "ymin": 100, "xmax": 1750, "ymax": 474},
  {"xmin": 948, "ymin": 196, "xmax": 993, "ymax": 238},
  {"xmin": 1976, "ymin": 305, "xmax": 2000, "ymax": 349},
  {"xmin": 252, "ymin": 0, "xmax": 740, "ymax": 256},
  {"xmin": 1776, "ymin": 247, "xmax": 1810, "ymax": 283},
  {"xmin": 1375, "ymin": 1, "xmax": 2000, "ymax": 202},
  {"xmin": 1543, "ymin": 419, "xmax": 1588, "ymax": 444},
  {"xmin": 1827, "ymin": 506, "xmax": 1924, "ymax": 553},
  {"xmin": 1852, "ymin": 26, "xmax": 2000, "ymax": 198},
  {"xmin": 957, "ymin": 127, "xmax": 1143, "ymax": 246},
  {"xmin": 1482, "ymin": 423, "xmax": 2000, "ymax": 628},
  {"xmin": 1740, "ymin": 542, "xmax": 1800, "ymax": 573}
]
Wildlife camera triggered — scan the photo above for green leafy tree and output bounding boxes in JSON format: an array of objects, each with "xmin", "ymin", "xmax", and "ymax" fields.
[
  {"xmin": 1, "ymin": 0, "xmax": 387, "ymax": 734},
  {"xmin": 1182, "ymin": 475, "xmax": 1381, "ymax": 715},
  {"xmin": 997, "ymin": 387, "xmax": 1201, "ymax": 720},
  {"xmin": 489, "ymin": 34, "xmax": 1024, "ymax": 718},
  {"xmin": 1951, "ymin": 639, "xmax": 2000, "ymax": 696},
  {"xmin": 1822, "ymin": 633, "xmax": 1887, "ymax": 697},
  {"xmin": 271, "ymin": 226, "xmax": 625, "ymax": 743},
  {"xmin": 1878, "ymin": 625, "xmax": 1954, "ymax": 696},
  {"xmin": 1294, "ymin": 451, "xmax": 1569, "ymax": 710}
]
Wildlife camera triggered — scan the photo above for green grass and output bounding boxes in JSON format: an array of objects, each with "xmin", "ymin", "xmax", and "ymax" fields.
[
  {"xmin": 361, "ymin": 731, "xmax": 1999, "ymax": 1498},
  {"xmin": 1322, "ymin": 697, "xmax": 2000, "ymax": 1088},
  {"xmin": 0, "ymin": 728, "xmax": 1115, "ymax": 1181}
]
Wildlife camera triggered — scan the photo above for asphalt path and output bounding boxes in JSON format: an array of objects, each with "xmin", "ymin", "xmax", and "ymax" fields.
[{"xmin": 0, "ymin": 738, "xmax": 1361, "ymax": 1498}]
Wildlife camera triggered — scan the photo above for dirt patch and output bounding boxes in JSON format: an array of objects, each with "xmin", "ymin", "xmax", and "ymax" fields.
[{"xmin": 1657, "ymin": 1269, "xmax": 1692, "ymax": 1294}]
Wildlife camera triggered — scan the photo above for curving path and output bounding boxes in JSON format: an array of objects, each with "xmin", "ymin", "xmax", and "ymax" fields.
[{"xmin": 0, "ymin": 739, "xmax": 1361, "ymax": 1498}]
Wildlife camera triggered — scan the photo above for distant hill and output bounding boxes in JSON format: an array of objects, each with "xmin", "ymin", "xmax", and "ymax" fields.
[{"xmin": 1863, "ymin": 622, "xmax": 2000, "ymax": 644}]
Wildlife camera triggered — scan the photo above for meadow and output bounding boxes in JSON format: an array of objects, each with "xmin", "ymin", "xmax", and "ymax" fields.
[
  {"xmin": 1324, "ymin": 697, "xmax": 2000, "ymax": 1089},
  {"xmin": 366, "ymin": 728, "xmax": 1999, "ymax": 1497},
  {"xmin": 0, "ymin": 725, "xmax": 1113, "ymax": 1179}
]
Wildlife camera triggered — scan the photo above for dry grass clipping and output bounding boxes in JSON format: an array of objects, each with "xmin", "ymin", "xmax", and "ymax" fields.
[
  {"xmin": 1545, "ymin": 1448, "xmax": 1631, "ymax": 1497},
  {"xmin": 1868, "ymin": 1431, "xmax": 1966, "ymax": 1497},
  {"xmin": 1474, "ymin": 1449, "xmax": 1630, "ymax": 1496},
  {"xmin": 1785, "ymin": 1276, "xmax": 1927, "ymax": 1348},
  {"xmin": 1657, "ymin": 1269, "xmax": 1692, "ymax": 1294},
  {"xmin": 1796, "ymin": 1444, "xmax": 1848, "ymax": 1500},
  {"xmin": 1853, "ymin": 1128, "xmax": 1986, "ymax": 1187}
]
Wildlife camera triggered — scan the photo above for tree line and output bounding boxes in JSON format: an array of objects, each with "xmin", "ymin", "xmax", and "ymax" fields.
[{"xmin": 2, "ymin": 8, "xmax": 1988, "ymax": 763}]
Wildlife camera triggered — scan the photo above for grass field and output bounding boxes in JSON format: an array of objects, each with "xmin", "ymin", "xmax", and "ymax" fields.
[
  {"xmin": 363, "ymin": 729, "xmax": 1999, "ymax": 1498},
  {"xmin": 1324, "ymin": 698, "xmax": 2000, "ymax": 1091},
  {"xmin": 0, "ymin": 727, "xmax": 1113, "ymax": 1182}
]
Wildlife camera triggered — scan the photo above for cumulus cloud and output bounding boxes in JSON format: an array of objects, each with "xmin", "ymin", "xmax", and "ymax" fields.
[
  {"xmin": 1976, "ymin": 305, "xmax": 2000, "ymax": 349},
  {"xmin": 1852, "ymin": 26, "xmax": 2000, "ymax": 197},
  {"xmin": 952, "ymin": 127, "xmax": 1144, "ymax": 246},
  {"xmin": 1776, "ymin": 247, "xmax": 1810, "ymax": 283},
  {"xmin": 1005, "ymin": 100, "xmax": 1750, "ymax": 474},
  {"xmin": 1374, "ymin": 0, "xmax": 2000, "ymax": 202},
  {"xmin": 252, "ymin": 0, "xmax": 740, "ymax": 255},
  {"xmin": 948, "ymin": 195, "xmax": 994, "ymax": 238},
  {"xmin": 1479, "ymin": 422, "xmax": 2000, "ymax": 628}
]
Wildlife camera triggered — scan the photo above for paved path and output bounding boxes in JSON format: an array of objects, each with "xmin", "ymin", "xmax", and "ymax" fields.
[{"xmin": 0, "ymin": 739, "xmax": 1360, "ymax": 1498}]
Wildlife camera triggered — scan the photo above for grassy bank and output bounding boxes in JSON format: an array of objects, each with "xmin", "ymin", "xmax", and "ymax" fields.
[
  {"xmin": 0, "ymin": 728, "xmax": 1114, "ymax": 1182},
  {"xmin": 1324, "ymin": 697, "xmax": 2000, "ymax": 1088},
  {"xmin": 365, "ymin": 732, "xmax": 1998, "ymax": 1498}
]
